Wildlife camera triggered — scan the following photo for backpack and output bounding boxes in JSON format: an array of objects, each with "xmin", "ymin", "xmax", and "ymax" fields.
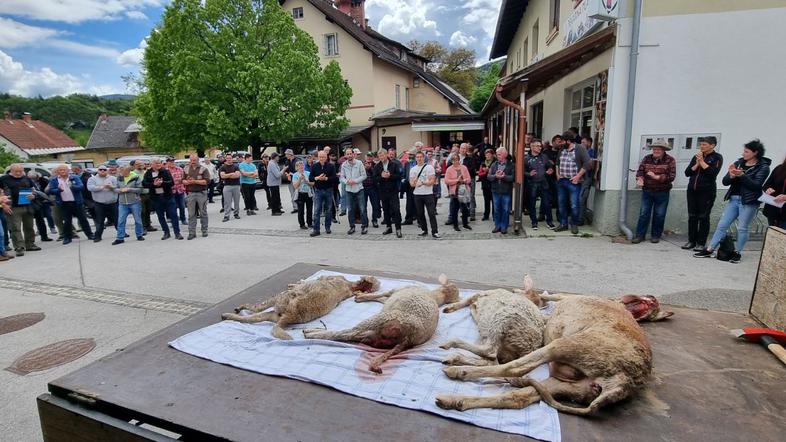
[{"xmin": 716, "ymin": 235, "xmax": 736, "ymax": 261}]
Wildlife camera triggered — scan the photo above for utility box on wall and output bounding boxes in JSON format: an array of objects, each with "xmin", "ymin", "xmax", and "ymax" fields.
[
  {"xmin": 588, "ymin": 0, "xmax": 623, "ymax": 21},
  {"xmin": 633, "ymin": 133, "xmax": 722, "ymax": 189}
]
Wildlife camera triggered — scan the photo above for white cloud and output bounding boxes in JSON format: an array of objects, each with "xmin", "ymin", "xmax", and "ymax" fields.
[
  {"xmin": 449, "ymin": 31, "xmax": 477, "ymax": 47},
  {"xmin": 0, "ymin": 0, "xmax": 165, "ymax": 24},
  {"xmin": 117, "ymin": 39, "xmax": 148, "ymax": 67},
  {"xmin": 125, "ymin": 10, "xmax": 149, "ymax": 20},
  {"xmin": 47, "ymin": 40, "xmax": 121, "ymax": 59},
  {"xmin": 0, "ymin": 17, "xmax": 61, "ymax": 48},
  {"xmin": 368, "ymin": 0, "xmax": 440, "ymax": 39},
  {"xmin": 0, "ymin": 49, "xmax": 119, "ymax": 97}
]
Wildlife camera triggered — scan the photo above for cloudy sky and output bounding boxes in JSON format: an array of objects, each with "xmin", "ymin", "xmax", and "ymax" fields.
[{"xmin": 0, "ymin": 0, "xmax": 501, "ymax": 98}]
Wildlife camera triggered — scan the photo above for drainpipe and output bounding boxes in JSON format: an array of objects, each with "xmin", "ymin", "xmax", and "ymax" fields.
[
  {"xmin": 495, "ymin": 85, "xmax": 527, "ymax": 237},
  {"xmin": 619, "ymin": 0, "xmax": 643, "ymax": 240}
]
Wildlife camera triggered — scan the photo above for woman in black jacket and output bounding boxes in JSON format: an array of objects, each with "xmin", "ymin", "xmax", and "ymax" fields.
[
  {"xmin": 695, "ymin": 139, "xmax": 770, "ymax": 263},
  {"xmin": 762, "ymin": 154, "xmax": 786, "ymax": 229},
  {"xmin": 682, "ymin": 136, "xmax": 723, "ymax": 250}
]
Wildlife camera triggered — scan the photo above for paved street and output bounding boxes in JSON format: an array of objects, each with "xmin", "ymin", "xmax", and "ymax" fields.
[{"xmin": 0, "ymin": 190, "xmax": 760, "ymax": 441}]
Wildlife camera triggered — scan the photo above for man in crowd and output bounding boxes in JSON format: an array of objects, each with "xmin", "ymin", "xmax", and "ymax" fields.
[
  {"xmin": 554, "ymin": 132, "xmax": 592, "ymax": 234},
  {"xmin": 374, "ymin": 149, "xmax": 402, "ymax": 238},
  {"xmin": 143, "ymin": 159, "xmax": 183, "ymax": 240},
  {"xmin": 202, "ymin": 157, "xmax": 218, "ymax": 204},
  {"xmin": 401, "ymin": 147, "xmax": 417, "ymax": 225},
  {"xmin": 309, "ymin": 150, "xmax": 338, "ymax": 237},
  {"xmin": 183, "ymin": 154, "xmax": 212, "ymax": 240},
  {"xmin": 487, "ymin": 147, "xmax": 514, "ymax": 234},
  {"xmin": 267, "ymin": 152, "xmax": 284, "ymax": 215},
  {"xmin": 219, "ymin": 156, "xmax": 242, "ymax": 222},
  {"xmin": 363, "ymin": 152, "xmax": 380, "ymax": 228},
  {"xmin": 340, "ymin": 147, "xmax": 368, "ymax": 235},
  {"xmin": 474, "ymin": 136, "xmax": 493, "ymax": 157},
  {"xmin": 579, "ymin": 136, "xmax": 596, "ymax": 225},
  {"xmin": 633, "ymin": 138, "xmax": 677, "ymax": 244},
  {"xmin": 130, "ymin": 160, "xmax": 156, "ymax": 232},
  {"xmin": 257, "ymin": 154, "xmax": 270, "ymax": 209},
  {"xmin": 409, "ymin": 151, "xmax": 440, "ymax": 239},
  {"xmin": 166, "ymin": 157, "xmax": 187, "ymax": 224},
  {"xmin": 525, "ymin": 139, "xmax": 555, "ymax": 230},
  {"xmin": 282, "ymin": 149, "xmax": 298, "ymax": 213},
  {"xmin": 87, "ymin": 165, "xmax": 119, "ymax": 242},
  {"xmin": 0, "ymin": 164, "xmax": 41, "ymax": 255},
  {"xmin": 48, "ymin": 164, "xmax": 94, "ymax": 245},
  {"xmin": 460, "ymin": 143, "xmax": 478, "ymax": 221},
  {"xmin": 114, "ymin": 165, "xmax": 145, "ymax": 245},
  {"xmin": 239, "ymin": 153, "xmax": 258, "ymax": 216}
]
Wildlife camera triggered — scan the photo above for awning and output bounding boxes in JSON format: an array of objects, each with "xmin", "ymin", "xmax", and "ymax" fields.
[
  {"xmin": 23, "ymin": 146, "xmax": 85, "ymax": 156},
  {"xmin": 411, "ymin": 121, "xmax": 485, "ymax": 132},
  {"xmin": 289, "ymin": 123, "xmax": 373, "ymax": 143}
]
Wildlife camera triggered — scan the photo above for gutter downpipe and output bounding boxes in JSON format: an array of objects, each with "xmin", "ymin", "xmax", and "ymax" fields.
[
  {"xmin": 495, "ymin": 85, "xmax": 527, "ymax": 237},
  {"xmin": 619, "ymin": 0, "xmax": 643, "ymax": 240}
]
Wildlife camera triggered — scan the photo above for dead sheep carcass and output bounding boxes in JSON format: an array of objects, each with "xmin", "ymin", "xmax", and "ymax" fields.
[
  {"xmin": 440, "ymin": 275, "xmax": 544, "ymax": 366},
  {"xmin": 436, "ymin": 293, "xmax": 653, "ymax": 416},
  {"xmin": 303, "ymin": 274, "xmax": 459, "ymax": 374},
  {"xmin": 221, "ymin": 275, "xmax": 380, "ymax": 340}
]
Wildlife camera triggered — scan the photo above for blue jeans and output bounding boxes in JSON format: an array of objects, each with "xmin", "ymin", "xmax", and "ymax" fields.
[
  {"xmin": 312, "ymin": 188, "xmax": 333, "ymax": 233},
  {"xmin": 492, "ymin": 192, "xmax": 511, "ymax": 230},
  {"xmin": 174, "ymin": 192, "xmax": 186, "ymax": 222},
  {"xmin": 635, "ymin": 190, "xmax": 670, "ymax": 239},
  {"xmin": 346, "ymin": 189, "xmax": 368, "ymax": 228},
  {"xmin": 557, "ymin": 178, "xmax": 581, "ymax": 226},
  {"xmin": 153, "ymin": 196, "xmax": 180, "ymax": 235},
  {"xmin": 0, "ymin": 212, "xmax": 5, "ymax": 255},
  {"xmin": 117, "ymin": 202, "xmax": 143, "ymax": 240},
  {"xmin": 708, "ymin": 195, "xmax": 758, "ymax": 252},
  {"xmin": 339, "ymin": 183, "xmax": 347, "ymax": 212}
]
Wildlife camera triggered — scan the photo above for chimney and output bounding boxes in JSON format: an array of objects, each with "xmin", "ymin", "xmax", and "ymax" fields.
[
  {"xmin": 3, "ymin": 111, "xmax": 10, "ymax": 121},
  {"xmin": 22, "ymin": 112, "xmax": 32, "ymax": 124},
  {"xmin": 365, "ymin": 18, "xmax": 369, "ymax": 29},
  {"xmin": 335, "ymin": 0, "xmax": 366, "ymax": 28},
  {"xmin": 100, "ymin": 112, "xmax": 108, "ymax": 122}
]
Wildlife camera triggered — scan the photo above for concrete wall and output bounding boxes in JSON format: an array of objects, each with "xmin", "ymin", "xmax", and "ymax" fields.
[{"xmin": 595, "ymin": 6, "xmax": 786, "ymax": 235}]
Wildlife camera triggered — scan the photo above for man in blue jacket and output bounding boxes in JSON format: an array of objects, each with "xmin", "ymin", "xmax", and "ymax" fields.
[
  {"xmin": 309, "ymin": 150, "xmax": 338, "ymax": 237},
  {"xmin": 48, "ymin": 164, "xmax": 94, "ymax": 245}
]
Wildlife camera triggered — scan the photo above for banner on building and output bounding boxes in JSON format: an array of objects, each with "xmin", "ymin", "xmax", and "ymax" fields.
[{"xmin": 562, "ymin": 0, "xmax": 602, "ymax": 48}]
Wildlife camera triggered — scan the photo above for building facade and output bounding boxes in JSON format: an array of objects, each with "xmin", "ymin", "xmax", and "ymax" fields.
[
  {"xmin": 1, "ymin": 111, "xmax": 84, "ymax": 161},
  {"xmin": 485, "ymin": 0, "xmax": 786, "ymax": 236},
  {"xmin": 282, "ymin": 0, "xmax": 480, "ymax": 152}
]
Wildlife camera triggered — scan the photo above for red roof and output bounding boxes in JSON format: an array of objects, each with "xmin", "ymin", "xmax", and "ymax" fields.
[{"xmin": 0, "ymin": 118, "xmax": 80, "ymax": 149}]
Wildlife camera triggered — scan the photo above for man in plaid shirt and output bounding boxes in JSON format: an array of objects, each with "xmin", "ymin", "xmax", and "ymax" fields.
[
  {"xmin": 166, "ymin": 157, "xmax": 187, "ymax": 224},
  {"xmin": 632, "ymin": 138, "xmax": 677, "ymax": 244},
  {"xmin": 555, "ymin": 132, "xmax": 592, "ymax": 234}
]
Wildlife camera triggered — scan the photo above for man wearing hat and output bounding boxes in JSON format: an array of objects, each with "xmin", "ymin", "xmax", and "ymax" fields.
[{"xmin": 632, "ymin": 138, "xmax": 676, "ymax": 244}]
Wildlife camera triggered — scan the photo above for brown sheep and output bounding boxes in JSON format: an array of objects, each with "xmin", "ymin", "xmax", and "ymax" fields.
[
  {"xmin": 221, "ymin": 275, "xmax": 380, "ymax": 340},
  {"xmin": 439, "ymin": 276, "xmax": 544, "ymax": 366},
  {"xmin": 436, "ymin": 294, "xmax": 653, "ymax": 416},
  {"xmin": 303, "ymin": 274, "xmax": 459, "ymax": 374}
]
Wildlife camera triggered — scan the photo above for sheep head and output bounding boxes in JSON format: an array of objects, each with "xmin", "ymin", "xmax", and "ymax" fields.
[
  {"xmin": 620, "ymin": 295, "xmax": 673, "ymax": 322},
  {"xmin": 353, "ymin": 276, "xmax": 381, "ymax": 294},
  {"xmin": 436, "ymin": 274, "xmax": 460, "ymax": 305}
]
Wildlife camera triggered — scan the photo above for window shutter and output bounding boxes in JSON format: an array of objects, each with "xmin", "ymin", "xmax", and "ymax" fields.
[
  {"xmin": 334, "ymin": 34, "xmax": 339, "ymax": 55},
  {"xmin": 323, "ymin": 34, "xmax": 328, "ymax": 55}
]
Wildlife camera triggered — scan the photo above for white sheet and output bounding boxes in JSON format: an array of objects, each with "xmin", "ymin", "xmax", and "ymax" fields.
[{"xmin": 170, "ymin": 270, "xmax": 561, "ymax": 441}]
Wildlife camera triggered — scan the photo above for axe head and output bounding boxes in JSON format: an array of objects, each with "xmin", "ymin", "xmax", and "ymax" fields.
[{"xmin": 731, "ymin": 328, "xmax": 786, "ymax": 345}]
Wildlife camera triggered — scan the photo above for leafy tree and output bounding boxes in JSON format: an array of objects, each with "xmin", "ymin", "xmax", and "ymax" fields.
[
  {"xmin": 469, "ymin": 62, "xmax": 501, "ymax": 112},
  {"xmin": 136, "ymin": 0, "xmax": 352, "ymax": 154},
  {"xmin": 0, "ymin": 93, "xmax": 134, "ymax": 131},
  {"xmin": 410, "ymin": 40, "xmax": 477, "ymax": 99},
  {"xmin": 0, "ymin": 143, "xmax": 23, "ymax": 169}
]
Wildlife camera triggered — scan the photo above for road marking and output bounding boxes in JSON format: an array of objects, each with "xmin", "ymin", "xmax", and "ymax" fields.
[{"xmin": 0, "ymin": 277, "xmax": 210, "ymax": 316}]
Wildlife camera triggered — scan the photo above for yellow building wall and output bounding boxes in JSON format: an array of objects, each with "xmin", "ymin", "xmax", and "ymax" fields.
[
  {"xmin": 371, "ymin": 60, "xmax": 414, "ymax": 113},
  {"xmin": 287, "ymin": 0, "xmax": 375, "ymax": 125},
  {"xmin": 640, "ymin": 0, "xmax": 786, "ymax": 17}
]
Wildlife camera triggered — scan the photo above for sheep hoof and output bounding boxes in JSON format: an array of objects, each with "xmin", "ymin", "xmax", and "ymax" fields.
[
  {"xmin": 506, "ymin": 377, "xmax": 529, "ymax": 388},
  {"xmin": 369, "ymin": 365, "xmax": 383, "ymax": 374},
  {"xmin": 435, "ymin": 395, "xmax": 463, "ymax": 411},
  {"xmin": 442, "ymin": 366, "xmax": 464, "ymax": 379}
]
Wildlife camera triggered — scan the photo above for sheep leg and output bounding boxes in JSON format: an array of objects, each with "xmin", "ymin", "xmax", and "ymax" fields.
[
  {"xmin": 442, "ymin": 353, "xmax": 496, "ymax": 366},
  {"xmin": 234, "ymin": 297, "xmax": 276, "ymax": 313},
  {"xmin": 368, "ymin": 341, "xmax": 408, "ymax": 374},
  {"xmin": 221, "ymin": 311, "xmax": 279, "ymax": 323},
  {"xmin": 442, "ymin": 337, "xmax": 568, "ymax": 381},
  {"xmin": 302, "ymin": 326, "xmax": 373, "ymax": 342},
  {"xmin": 270, "ymin": 315, "xmax": 295, "ymax": 340},
  {"xmin": 442, "ymin": 293, "xmax": 482, "ymax": 313},
  {"xmin": 518, "ymin": 377, "xmax": 626, "ymax": 416},
  {"xmin": 436, "ymin": 386, "xmax": 539, "ymax": 411},
  {"xmin": 354, "ymin": 290, "xmax": 395, "ymax": 303},
  {"xmin": 439, "ymin": 339, "xmax": 497, "ymax": 360}
]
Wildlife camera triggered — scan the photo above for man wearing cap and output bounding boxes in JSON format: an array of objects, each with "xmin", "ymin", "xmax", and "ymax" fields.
[
  {"xmin": 340, "ymin": 147, "xmax": 368, "ymax": 235},
  {"xmin": 219, "ymin": 156, "xmax": 242, "ymax": 221},
  {"xmin": 554, "ymin": 132, "xmax": 592, "ymax": 234},
  {"xmin": 183, "ymin": 154, "xmax": 212, "ymax": 239},
  {"xmin": 238, "ymin": 153, "xmax": 258, "ymax": 215},
  {"xmin": 87, "ymin": 165, "xmax": 119, "ymax": 242},
  {"xmin": 282, "ymin": 149, "xmax": 299, "ymax": 213},
  {"xmin": 267, "ymin": 152, "xmax": 284, "ymax": 215},
  {"xmin": 633, "ymin": 138, "xmax": 676, "ymax": 244}
]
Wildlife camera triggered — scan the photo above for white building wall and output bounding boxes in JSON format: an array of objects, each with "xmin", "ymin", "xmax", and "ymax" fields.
[
  {"xmin": 602, "ymin": 6, "xmax": 786, "ymax": 191},
  {"xmin": 0, "ymin": 135, "xmax": 28, "ymax": 160}
]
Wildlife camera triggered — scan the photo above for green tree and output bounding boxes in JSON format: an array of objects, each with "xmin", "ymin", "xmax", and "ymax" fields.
[
  {"xmin": 135, "ymin": 0, "xmax": 352, "ymax": 154},
  {"xmin": 0, "ymin": 143, "xmax": 23, "ymax": 170},
  {"xmin": 410, "ymin": 40, "xmax": 477, "ymax": 99},
  {"xmin": 469, "ymin": 63, "xmax": 501, "ymax": 112}
]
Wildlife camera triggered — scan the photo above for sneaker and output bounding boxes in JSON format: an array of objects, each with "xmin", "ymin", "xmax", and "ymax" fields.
[
  {"xmin": 187, "ymin": 234, "xmax": 197, "ymax": 240},
  {"xmin": 693, "ymin": 244, "xmax": 705, "ymax": 252},
  {"xmin": 299, "ymin": 225, "xmax": 308, "ymax": 230},
  {"xmin": 234, "ymin": 214, "xmax": 240, "ymax": 219},
  {"xmin": 175, "ymin": 234, "xmax": 184, "ymax": 240},
  {"xmin": 49, "ymin": 228, "xmax": 57, "ymax": 234},
  {"xmin": 462, "ymin": 224, "xmax": 472, "ymax": 230},
  {"xmin": 26, "ymin": 245, "xmax": 42, "ymax": 251},
  {"xmin": 418, "ymin": 231, "xmax": 428, "ymax": 237},
  {"xmin": 137, "ymin": 236, "xmax": 145, "ymax": 241},
  {"xmin": 570, "ymin": 225, "xmax": 579, "ymax": 235},
  {"xmin": 15, "ymin": 248, "xmax": 25, "ymax": 256},
  {"xmin": 432, "ymin": 233, "xmax": 441, "ymax": 239},
  {"xmin": 492, "ymin": 227, "xmax": 500, "ymax": 233},
  {"xmin": 347, "ymin": 227, "xmax": 356, "ymax": 235},
  {"xmin": 532, "ymin": 224, "xmax": 539, "ymax": 230},
  {"xmin": 222, "ymin": 217, "xmax": 229, "ymax": 222},
  {"xmin": 112, "ymin": 239, "xmax": 124, "ymax": 245},
  {"xmin": 310, "ymin": 231, "xmax": 321, "ymax": 237},
  {"xmin": 501, "ymin": 229, "xmax": 508, "ymax": 235},
  {"xmin": 202, "ymin": 232, "xmax": 208, "ymax": 238},
  {"xmin": 93, "ymin": 238, "xmax": 102, "ymax": 243},
  {"xmin": 162, "ymin": 234, "xmax": 171, "ymax": 240},
  {"xmin": 453, "ymin": 225, "xmax": 461, "ymax": 232},
  {"xmin": 382, "ymin": 227, "xmax": 393, "ymax": 235},
  {"xmin": 444, "ymin": 220, "xmax": 454, "ymax": 226},
  {"xmin": 291, "ymin": 209, "xmax": 298, "ymax": 214},
  {"xmin": 650, "ymin": 237, "xmax": 660, "ymax": 244},
  {"xmin": 729, "ymin": 252, "xmax": 742, "ymax": 263},
  {"xmin": 694, "ymin": 249, "xmax": 713, "ymax": 258},
  {"xmin": 553, "ymin": 225, "xmax": 568, "ymax": 232},
  {"xmin": 0, "ymin": 254, "xmax": 12, "ymax": 261},
  {"xmin": 372, "ymin": 221, "xmax": 378, "ymax": 228},
  {"xmin": 41, "ymin": 237, "xmax": 53, "ymax": 242},
  {"xmin": 361, "ymin": 226, "xmax": 368, "ymax": 235},
  {"xmin": 396, "ymin": 229, "xmax": 402, "ymax": 238},
  {"xmin": 325, "ymin": 229, "xmax": 331, "ymax": 234},
  {"xmin": 681, "ymin": 242, "xmax": 696, "ymax": 250},
  {"xmin": 547, "ymin": 222, "xmax": 556, "ymax": 229},
  {"xmin": 481, "ymin": 216, "xmax": 489, "ymax": 221},
  {"xmin": 631, "ymin": 236, "xmax": 643, "ymax": 244},
  {"xmin": 62, "ymin": 239, "xmax": 71, "ymax": 246}
]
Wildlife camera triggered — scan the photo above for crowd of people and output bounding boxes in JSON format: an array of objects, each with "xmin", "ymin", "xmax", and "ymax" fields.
[{"xmin": 2, "ymin": 130, "xmax": 785, "ymax": 264}]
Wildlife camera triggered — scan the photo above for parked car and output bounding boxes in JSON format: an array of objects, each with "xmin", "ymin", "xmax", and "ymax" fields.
[
  {"xmin": 3, "ymin": 163, "xmax": 53, "ymax": 178},
  {"xmin": 115, "ymin": 155, "xmax": 168, "ymax": 167}
]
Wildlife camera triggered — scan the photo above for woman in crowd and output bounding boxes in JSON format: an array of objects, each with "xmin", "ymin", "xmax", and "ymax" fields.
[
  {"xmin": 762, "ymin": 153, "xmax": 786, "ymax": 229},
  {"xmin": 292, "ymin": 161, "xmax": 313, "ymax": 230},
  {"xmin": 444, "ymin": 154, "xmax": 472, "ymax": 231},
  {"xmin": 114, "ymin": 165, "xmax": 145, "ymax": 245},
  {"xmin": 477, "ymin": 148, "xmax": 494, "ymax": 221},
  {"xmin": 695, "ymin": 139, "xmax": 770, "ymax": 263}
]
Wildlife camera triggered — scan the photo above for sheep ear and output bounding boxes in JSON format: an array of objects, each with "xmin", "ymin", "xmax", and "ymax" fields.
[
  {"xmin": 438, "ymin": 274, "xmax": 448, "ymax": 285},
  {"xmin": 523, "ymin": 274, "xmax": 534, "ymax": 293}
]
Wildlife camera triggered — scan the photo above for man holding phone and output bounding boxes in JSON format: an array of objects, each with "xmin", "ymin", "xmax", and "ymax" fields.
[{"xmin": 309, "ymin": 150, "xmax": 338, "ymax": 237}]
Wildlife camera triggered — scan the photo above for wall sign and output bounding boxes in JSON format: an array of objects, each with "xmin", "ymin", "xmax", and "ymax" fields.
[
  {"xmin": 588, "ymin": 0, "xmax": 621, "ymax": 21},
  {"xmin": 562, "ymin": 0, "xmax": 601, "ymax": 47}
]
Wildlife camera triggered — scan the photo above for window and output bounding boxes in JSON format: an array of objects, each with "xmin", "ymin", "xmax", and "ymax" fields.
[
  {"xmin": 324, "ymin": 33, "xmax": 338, "ymax": 56},
  {"xmin": 549, "ymin": 0, "xmax": 560, "ymax": 31},
  {"xmin": 413, "ymin": 78, "xmax": 420, "ymax": 88},
  {"xmin": 516, "ymin": 48, "xmax": 521, "ymax": 69},
  {"xmin": 522, "ymin": 38, "xmax": 529, "ymax": 68},
  {"xmin": 405, "ymin": 87, "xmax": 410, "ymax": 110},
  {"xmin": 568, "ymin": 83, "xmax": 595, "ymax": 138},
  {"xmin": 531, "ymin": 20, "xmax": 539, "ymax": 60},
  {"xmin": 449, "ymin": 132, "xmax": 464, "ymax": 142},
  {"xmin": 292, "ymin": 7, "xmax": 303, "ymax": 19},
  {"xmin": 395, "ymin": 84, "xmax": 401, "ymax": 109}
]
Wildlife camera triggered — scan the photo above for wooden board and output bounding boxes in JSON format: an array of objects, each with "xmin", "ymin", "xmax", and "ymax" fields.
[
  {"xmin": 750, "ymin": 226, "xmax": 786, "ymax": 330},
  {"xmin": 41, "ymin": 264, "xmax": 786, "ymax": 441}
]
